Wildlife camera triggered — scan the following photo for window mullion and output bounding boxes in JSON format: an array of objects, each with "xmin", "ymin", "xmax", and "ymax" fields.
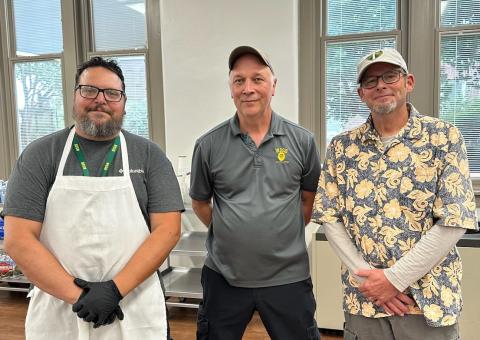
[
  {"xmin": 1, "ymin": 0, "xmax": 20, "ymax": 169},
  {"xmin": 145, "ymin": 0, "xmax": 165, "ymax": 149}
]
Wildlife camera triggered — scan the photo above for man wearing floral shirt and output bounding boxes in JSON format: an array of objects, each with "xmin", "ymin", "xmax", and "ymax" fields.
[{"xmin": 312, "ymin": 48, "xmax": 477, "ymax": 340}]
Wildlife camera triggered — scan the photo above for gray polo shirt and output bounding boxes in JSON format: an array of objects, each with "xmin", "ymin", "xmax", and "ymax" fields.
[{"xmin": 190, "ymin": 112, "xmax": 320, "ymax": 287}]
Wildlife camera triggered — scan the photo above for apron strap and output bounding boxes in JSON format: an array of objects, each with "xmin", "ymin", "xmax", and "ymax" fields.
[
  {"xmin": 56, "ymin": 127, "xmax": 130, "ymax": 178},
  {"xmin": 56, "ymin": 127, "xmax": 77, "ymax": 177},
  {"xmin": 118, "ymin": 131, "xmax": 130, "ymax": 178}
]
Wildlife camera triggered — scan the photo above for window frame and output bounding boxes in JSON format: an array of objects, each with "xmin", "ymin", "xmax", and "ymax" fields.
[
  {"xmin": 0, "ymin": 0, "xmax": 72, "ymax": 166},
  {"xmin": 0, "ymin": 1, "xmax": 15, "ymax": 177},
  {"xmin": 299, "ymin": 0, "xmax": 404, "ymax": 161},
  {"xmin": 435, "ymin": 13, "xmax": 480, "ymax": 191},
  {"xmin": 299, "ymin": 0, "xmax": 479, "ymax": 194},
  {"xmin": 0, "ymin": 0, "xmax": 167, "ymax": 180},
  {"xmin": 10, "ymin": 2, "xmax": 68, "ymax": 148},
  {"xmin": 320, "ymin": 0, "xmax": 404, "ymax": 157},
  {"xmin": 81, "ymin": 0, "xmax": 165, "ymax": 148}
]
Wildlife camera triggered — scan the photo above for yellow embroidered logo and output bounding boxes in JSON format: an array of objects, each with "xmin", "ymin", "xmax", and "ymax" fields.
[
  {"xmin": 275, "ymin": 147, "xmax": 288, "ymax": 163},
  {"xmin": 367, "ymin": 50, "xmax": 383, "ymax": 61}
]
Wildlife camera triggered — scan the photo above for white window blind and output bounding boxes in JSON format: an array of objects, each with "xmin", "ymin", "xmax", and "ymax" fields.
[
  {"xmin": 14, "ymin": 60, "xmax": 65, "ymax": 151},
  {"xmin": 92, "ymin": 0, "xmax": 146, "ymax": 51},
  {"xmin": 112, "ymin": 56, "xmax": 149, "ymax": 139},
  {"xmin": 440, "ymin": 0, "xmax": 480, "ymax": 27},
  {"xmin": 327, "ymin": 0, "xmax": 396, "ymax": 36},
  {"xmin": 439, "ymin": 33, "xmax": 480, "ymax": 175},
  {"xmin": 13, "ymin": 0, "xmax": 63, "ymax": 56}
]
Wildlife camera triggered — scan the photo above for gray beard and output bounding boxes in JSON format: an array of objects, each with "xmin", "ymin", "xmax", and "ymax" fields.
[
  {"xmin": 372, "ymin": 101, "xmax": 396, "ymax": 115},
  {"xmin": 75, "ymin": 112, "xmax": 124, "ymax": 138}
]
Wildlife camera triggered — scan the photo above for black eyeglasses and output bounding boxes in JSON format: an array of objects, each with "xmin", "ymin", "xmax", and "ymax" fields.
[
  {"xmin": 75, "ymin": 85, "xmax": 125, "ymax": 102},
  {"xmin": 360, "ymin": 69, "xmax": 406, "ymax": 89}
]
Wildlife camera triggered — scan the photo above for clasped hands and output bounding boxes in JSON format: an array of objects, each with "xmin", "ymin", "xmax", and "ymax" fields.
[
  {"xmin": 356, "ymin": 269, "xmax": 414, "ymax": 316},
  {"xmin": 72, "ymin": 278, "xmax": 124, "ymax": 328}
]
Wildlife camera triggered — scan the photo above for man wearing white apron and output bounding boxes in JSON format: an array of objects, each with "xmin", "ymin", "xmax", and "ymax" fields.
[{"xmin": 3, "ymin": 57, "xmax": 183, "ymax": 339}]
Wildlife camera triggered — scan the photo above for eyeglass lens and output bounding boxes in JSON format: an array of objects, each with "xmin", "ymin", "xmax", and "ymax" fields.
[
  {"xmin": 361, "ymin": 70, "xmax": 403, "ymax": 89},
  {"xmin": 78, "ymin": 85, "xmax": 123, "ymax": 102}
]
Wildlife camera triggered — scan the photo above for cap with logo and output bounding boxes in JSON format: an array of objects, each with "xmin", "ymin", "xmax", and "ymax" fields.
[
  {"xmin": 356, "ymin": 48, "xmax": 408, "ymax": 83},
  {"xmin": 228, "ymin": 46, "xmax": 274, "ymax": 74}
]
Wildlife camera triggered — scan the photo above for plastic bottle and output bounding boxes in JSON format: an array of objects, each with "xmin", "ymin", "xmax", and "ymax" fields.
[{"xmin": 0, "ymin": 180, "xmax": 5, "ymax": 204}]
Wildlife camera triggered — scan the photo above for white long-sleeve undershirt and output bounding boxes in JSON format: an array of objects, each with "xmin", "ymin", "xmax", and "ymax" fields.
[
  {"xmin": 323, "ymin": 221, "xmax": 372, "ymax": 283},
  {"xmin": 323, "ymin": 221, "xmax": 465, "ymax": 291}
]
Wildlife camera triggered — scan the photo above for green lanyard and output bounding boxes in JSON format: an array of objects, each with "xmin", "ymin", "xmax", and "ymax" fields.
[{"xmin": 72, "ymin": 135, "xmax": 121, "ymax": 177}]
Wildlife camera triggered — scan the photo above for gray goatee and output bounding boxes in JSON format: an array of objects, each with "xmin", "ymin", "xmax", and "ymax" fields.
[
  {"xmin": 372, "ymin": 101, "xmax": 396, "ymax": 115},
  {"xmin": 74, "ymin": 108, "xmax": 124, "ymax": 138}
]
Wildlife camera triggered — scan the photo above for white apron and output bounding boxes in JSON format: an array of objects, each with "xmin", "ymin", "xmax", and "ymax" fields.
[{"xmin": 25, "ymin": 127, "xmax": 167, "ymax": 340}]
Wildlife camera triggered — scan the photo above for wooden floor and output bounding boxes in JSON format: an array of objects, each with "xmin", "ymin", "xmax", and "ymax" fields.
[
  {"xmin": 0, "ymin": 291, "xmax": 28, "ymax": 340},
  {"xmin": 0, "ymin": 291, "xmax": 341, "ymax": 339}
]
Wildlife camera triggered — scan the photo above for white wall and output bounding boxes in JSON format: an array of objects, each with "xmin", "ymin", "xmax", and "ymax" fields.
[{"xmin": 160, "ymin": 0, "xmax": 299, "ymax": 172}]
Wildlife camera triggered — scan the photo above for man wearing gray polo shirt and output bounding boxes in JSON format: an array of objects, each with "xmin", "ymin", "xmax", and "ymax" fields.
[{"xmin": 190, "ymin": 46, "xmax": 321, "ymax": 340}]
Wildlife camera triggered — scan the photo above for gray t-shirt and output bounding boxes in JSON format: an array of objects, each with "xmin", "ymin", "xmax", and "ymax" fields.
[
  {"xmin": 190, "ymin": 112, "xmax": 320, "ymax": 288},
  {"xmin": 4, "ymin": 127, "xmax": 184, "ymax": 228}
]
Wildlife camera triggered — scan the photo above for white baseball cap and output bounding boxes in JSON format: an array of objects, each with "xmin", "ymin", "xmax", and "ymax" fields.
[{"xmin": 357, "ymin": 48, "xmax": 408, "ymax": 83}]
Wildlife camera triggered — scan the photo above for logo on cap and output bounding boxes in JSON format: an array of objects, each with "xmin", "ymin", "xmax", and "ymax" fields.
[{"xmin": 367, "ymin": 50, "xmax": 384, "ymax": 61}]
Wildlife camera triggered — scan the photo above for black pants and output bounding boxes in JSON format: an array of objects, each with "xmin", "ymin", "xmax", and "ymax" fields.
[{"xmin": 196, "ymin": 266, "xmax": 320, "ymax": 340}]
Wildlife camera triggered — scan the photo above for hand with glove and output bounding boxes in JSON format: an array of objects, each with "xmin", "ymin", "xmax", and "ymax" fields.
[{"xmin": 72, "ymin": 278, "xmax": 124, "ymax": 328}]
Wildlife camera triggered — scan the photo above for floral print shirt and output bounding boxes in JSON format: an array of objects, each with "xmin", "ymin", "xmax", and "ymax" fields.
[{"xmin": 312, "ymin": 104, "xmax": 477, "ymax": 327}]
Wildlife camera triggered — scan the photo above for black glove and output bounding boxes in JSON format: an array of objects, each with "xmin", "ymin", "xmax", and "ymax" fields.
[{"xmin": 72, "ymin": 278, "xmax": 124, "ymax": 328}]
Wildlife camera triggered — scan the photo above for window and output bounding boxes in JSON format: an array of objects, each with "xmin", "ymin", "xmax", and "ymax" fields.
[
  {"xmin": 14, "ymin": 60, "xmax": 64, "ymax": 150},
  {"xmin": 299, "ymin": 0, "xmax": 480, "ymax": 186},
  {"xmin": 11, "ymin": 0, "xmax": 65, "ymax": 152},
  {"xmin": 326, "ymin": 39, "xmax": 395, "ymax": 143},
  {"xmin": 439, "ymin": 0, "xmax": 480, "ymax": 176},
  {"xmin": 113, "ymin": 56, "xmax": 149, "ymax": 138},
  {"xmin": 90, "ymin": 0, "xmax": 149, "ymax": 139},
  {"xmin": 14, "ymin": 0, "xmax": 63, "ymax": 55},
  {"xmin": 440, "ymin": 0, "xmax": 480, "ymax": 27},
  {"xmin": 0, "ymin": 0, "xmax": 166, "ymax": 179},
  {"xmin": 91, "ymin": 0, "xmax": 146, "ymax": 51},
  {"xmin": 327, "ymin": 0, "xmax": 396, "ymax": 36},
  {"xmin": 324, "ymin": 0, "xmax": 399, "ymax": 146}
]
